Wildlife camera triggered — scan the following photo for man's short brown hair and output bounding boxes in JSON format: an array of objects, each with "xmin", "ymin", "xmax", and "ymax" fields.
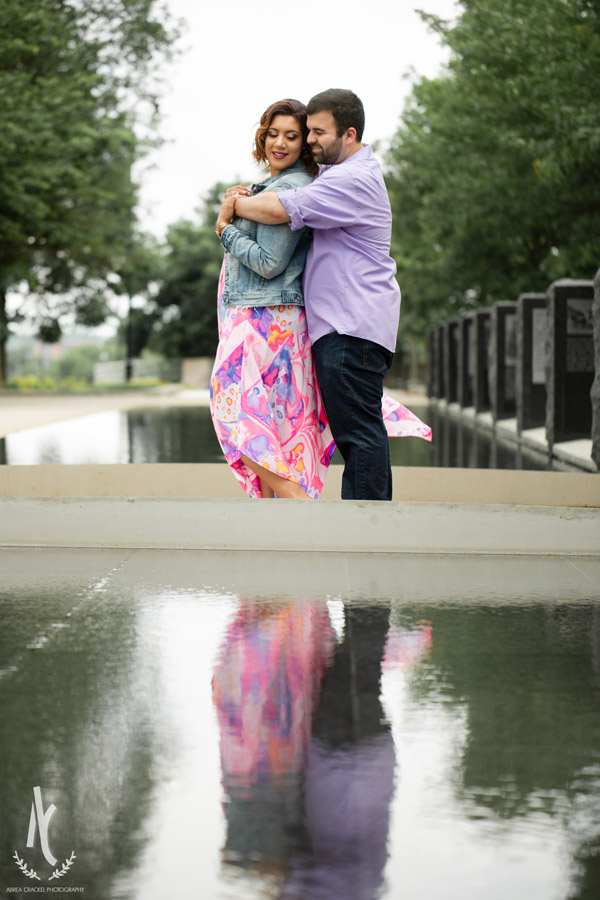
[{"xmin": 307, "ymin": 89, "xmax": 365, "ymax": 141}]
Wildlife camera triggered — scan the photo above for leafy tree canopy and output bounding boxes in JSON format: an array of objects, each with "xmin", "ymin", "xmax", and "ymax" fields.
[
  {"xmin": 142, "ymin": 184, "xmax": 227, "ymax": 359},
  {"xmin": 0, "ymin": 0, "xmax": 179, "ymax": 381},
  {"xmin": 386, "ymin": 0, "xmax": 600, "ymax": 334}
]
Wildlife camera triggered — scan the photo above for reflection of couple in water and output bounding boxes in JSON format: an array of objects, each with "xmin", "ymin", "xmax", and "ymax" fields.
[{"xmin": 212, "ymin": 598, "xmax": 432, "ymax": 899}]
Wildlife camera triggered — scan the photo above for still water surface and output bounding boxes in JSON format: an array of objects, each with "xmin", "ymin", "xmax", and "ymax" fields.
[
  {"xmin": 1, "ymin": 550, "xmax": 599, "ymax": 899},
  {"xmin": 0, "ymin": 405, "xmax": 561, "ymax": 469}
]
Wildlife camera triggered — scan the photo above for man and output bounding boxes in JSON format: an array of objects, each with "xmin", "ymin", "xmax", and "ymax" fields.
[{"xmin": 220, "ymin": 89, "xmax": 401, "ymax": 501}]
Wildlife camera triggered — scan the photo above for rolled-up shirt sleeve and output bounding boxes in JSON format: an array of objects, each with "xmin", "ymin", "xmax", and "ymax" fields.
[{"xmin": 278, "ymin": 170, "xmax": 360, "ymax": 232}]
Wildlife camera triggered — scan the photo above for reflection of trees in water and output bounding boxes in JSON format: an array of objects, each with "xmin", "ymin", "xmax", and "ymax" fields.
[
  {"xmin": 0, "ymin": 594, "xmax": 160, "ymax": 898},
  {"xmin": 402, "ymin": 602, "xmax": 600, "ymax": 900},
  {"xmin": 126, "ymin": 407, "xmax": 223, "ymax": 464}
]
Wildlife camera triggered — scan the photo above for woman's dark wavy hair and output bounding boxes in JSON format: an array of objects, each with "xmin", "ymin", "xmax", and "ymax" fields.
[{"xmin": 253, "ymin": 98, "xmax": 318, "ymax": 177}]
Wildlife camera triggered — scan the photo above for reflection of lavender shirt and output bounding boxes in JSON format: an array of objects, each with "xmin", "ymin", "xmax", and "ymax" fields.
[
  {"xmin": 277, "ymin": 145, "xmax": 401, "ymax": 353},
  {"xmin": 281, "ymin": 732, "xmax": 396, "ymax": 900}
]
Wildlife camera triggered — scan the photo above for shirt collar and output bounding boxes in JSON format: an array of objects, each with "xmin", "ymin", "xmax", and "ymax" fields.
[{"xmin": 318, "ymin": 143, "xmax": 372, "ymax": 175}]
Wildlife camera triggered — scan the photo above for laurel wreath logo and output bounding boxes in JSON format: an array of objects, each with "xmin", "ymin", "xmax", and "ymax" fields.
[
  {"xmin": 49, "ymin": 851, "xmax": 77, "ymax": 880},
  {"xmin": 12, "ymin": 851, "xmax": 40, "ymax": 880},
  {"xmin": 13, "ymin": 849, "xmax": 77, "ymax": 881}
]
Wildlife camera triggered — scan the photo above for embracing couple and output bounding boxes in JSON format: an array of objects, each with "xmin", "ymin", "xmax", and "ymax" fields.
[{"xmin": 210, "ymin": 89, "xmax": 431, "ymax": 501}]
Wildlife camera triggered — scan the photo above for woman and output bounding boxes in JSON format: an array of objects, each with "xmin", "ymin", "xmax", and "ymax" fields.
[{"xmin": 211, "ymin": 98, "xmax": 335, "ymax": 499}]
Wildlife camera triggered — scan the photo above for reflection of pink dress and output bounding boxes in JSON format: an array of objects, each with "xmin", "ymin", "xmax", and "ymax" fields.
[
  {"xmin": 383, "ymin": 621, "xmax": 433, "ymax": 672},
  {"xmin": 212, "ymin": 599, "xmax": 336, "ymax": 788},
  {"xmin": 210, "ymin": 262, "xmax": 432, "ymax": 498}
]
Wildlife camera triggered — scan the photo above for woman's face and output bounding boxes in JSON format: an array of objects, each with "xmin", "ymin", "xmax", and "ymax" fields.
[{"xmin": 264, "ymin": 115, "xmax": 304, "ymax": 175}]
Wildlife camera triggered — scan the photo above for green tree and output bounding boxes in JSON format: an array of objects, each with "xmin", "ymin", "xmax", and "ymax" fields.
[
  {"xmin": 112, "ymin": 232, "xmax": 164, "ymax": 373},
  {"xmin": 145, "ymin": 184, "xmax": 227, "ymax": 359},
  {"xmin": 46, "ymin": 344, "xmax": 104, "ymax": 383},
  {"xmin": 386, "ymin": 0, "xmax": 600, "ymax": 334},
  {"xmin": 0, "ymin": 0, "xmax": 179, "ymax": 384},
  {"xmin": 5, "ymin": 339, "xmax": 45, "ymax": 380}
]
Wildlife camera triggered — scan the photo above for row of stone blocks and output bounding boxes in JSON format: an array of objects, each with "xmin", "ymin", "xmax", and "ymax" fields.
[{"xmin": 426, "ymin": 275, "xmax": 600, "ymax": 468}]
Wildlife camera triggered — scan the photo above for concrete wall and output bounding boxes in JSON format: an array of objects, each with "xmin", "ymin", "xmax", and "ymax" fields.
[
  {"xmin": 1, "ymin": 464, "xmax": 599, "ymax": 507},
  {"xmin": 1, "ymin": 465, "xmax": 599, "ymax": 556},
  {"xmin": 1, "ymin": 495, "xmax": 598, "ymax": 556},
  {"xmin": 181, "ymin": 358, "xmax": 214, "ymax": 388}
]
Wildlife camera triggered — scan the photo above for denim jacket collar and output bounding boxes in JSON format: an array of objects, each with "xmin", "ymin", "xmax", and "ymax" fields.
[
  {"xmin": 220, "ymin": 161, "xmax": 313, "ymax": 308},
  {"xmin": 251, "ymin": 161, "xmax": 306, "ymax": 195}
]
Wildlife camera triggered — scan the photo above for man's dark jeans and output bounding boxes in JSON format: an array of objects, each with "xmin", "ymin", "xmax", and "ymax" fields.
[{"xmin": 313, "ymin": 332, "xmax": 394, "ymax": 501}]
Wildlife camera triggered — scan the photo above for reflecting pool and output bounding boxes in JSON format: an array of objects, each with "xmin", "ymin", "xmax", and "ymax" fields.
[
  {"xmin": 0, "ymin": 405, "xmax": 566, "ymax": 469},
  {"xmin": 1, "ymin": 549, "xmax": 599, "ymax": 899}
]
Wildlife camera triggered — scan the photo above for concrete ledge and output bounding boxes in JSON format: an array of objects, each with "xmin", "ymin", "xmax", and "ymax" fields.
[
  {"xmin": 0, "ymin": 497, "xmax": 598, "ymax": 556},
  {"xmin": 1, "ymin": 464, "xmax": 599, "ymax": 507}
]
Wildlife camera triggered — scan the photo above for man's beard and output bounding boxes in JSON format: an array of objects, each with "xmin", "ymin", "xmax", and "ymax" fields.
[{"xmin": 311, "ymin": 136, "xmax": 344, "ymax": 166}]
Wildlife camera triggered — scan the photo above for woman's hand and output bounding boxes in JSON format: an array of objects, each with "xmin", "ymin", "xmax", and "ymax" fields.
[
  {"xmin": 224, "ymin": 183, "xmax": 250, "ymax": 200},
  {"xmin": 216, "ymin": 196, "xmax": 236, "ymax": 237},
  {"xmin": 218, "ymin": 196, "xmax": 235, "ymax": 221},
  {"xmin": 216, "ymin": 185, "xmax": 251, "ymax": 236}
]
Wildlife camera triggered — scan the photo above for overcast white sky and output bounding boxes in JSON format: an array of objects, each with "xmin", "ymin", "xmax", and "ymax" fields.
[{"xmin": 136, "ymin": 0, "xmax": 459, "ymax": 238}]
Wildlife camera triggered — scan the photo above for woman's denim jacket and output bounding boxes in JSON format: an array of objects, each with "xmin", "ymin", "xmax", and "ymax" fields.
[{"xmin": 219, "ymin": 162, "xmax": 313, "ymax": 308}]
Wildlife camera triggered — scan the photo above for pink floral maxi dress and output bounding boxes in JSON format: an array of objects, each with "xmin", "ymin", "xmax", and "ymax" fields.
[{"xmin": 210, "ymin": 263, "xmax": 432, "ymax": 498}]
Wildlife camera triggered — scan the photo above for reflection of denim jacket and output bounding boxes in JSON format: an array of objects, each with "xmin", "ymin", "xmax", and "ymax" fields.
[{"xmin": 219, "ymin": 162, "xmax": 313, "ymax": 308}]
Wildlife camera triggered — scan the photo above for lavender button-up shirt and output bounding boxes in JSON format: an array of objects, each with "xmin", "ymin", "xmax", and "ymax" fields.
[{"xmin": 277, "ymin": 145, "xmax": 401, "ymax": 353}]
